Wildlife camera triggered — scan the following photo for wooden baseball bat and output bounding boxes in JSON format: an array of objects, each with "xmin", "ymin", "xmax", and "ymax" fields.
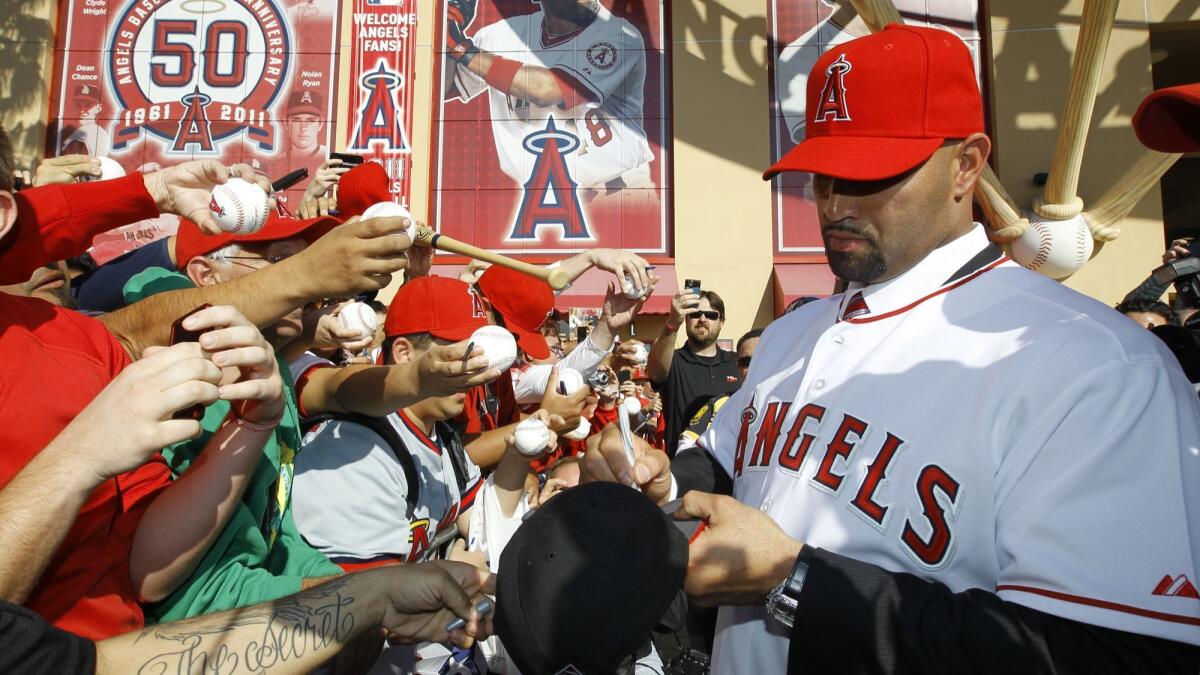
[
  {"xmin": 1082, "ymin": 149, "xmax": 1182, "ymax": 240},
  {"xmin": 1036, "ymin": 0, "xmax": 1119, "ymax": 221},
  {"xmin": 848, "ymin": 0, "xmax": 902, "ymax": 32},
  {"xmin": 975, "ymin": 165, "xmax": 1030, "ymax": 242},
  {"xmin": 408, "ymin": 225, "xmax": 571, "ymax": 290}
]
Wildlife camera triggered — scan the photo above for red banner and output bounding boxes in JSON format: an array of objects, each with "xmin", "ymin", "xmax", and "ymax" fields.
[
  {"xmin": 343, "ymin": 0, "xmax": 419, "ymax": 206},
  {"xmin": 767, "ymin": 0, "xmax": 982, "ymax": 255},
  {"xmin": 49, "ymin": 0, "xmax": 341, "ymax": 252},
  {"xmin": 428, "ymin": 0, "xmax": 671, "ymax": 256}
]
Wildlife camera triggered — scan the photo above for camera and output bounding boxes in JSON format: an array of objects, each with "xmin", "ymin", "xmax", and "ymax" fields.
[
  {"xmin": 1151, "ymin": 240, "xmax": 1200, "ymax": 308},
  {"xmin": 587, "ymin": 369, "xmax": 611, "ymax": 390}
]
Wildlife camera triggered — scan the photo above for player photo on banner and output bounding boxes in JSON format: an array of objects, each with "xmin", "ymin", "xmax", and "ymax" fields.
[
  {"xmin": 344, "ymin": 0, "xmax": 419, "ymax": 205},
  {"xmin": 48, "ymin": 0, "xmax": 341, "ymax": 218},
  {"xmin": 429, "ymin": 0, "xmax": 671, "ymax": 255},
  {"xmin": 768, "ymin": 0, "xmax": 982, "ymax": 253}
]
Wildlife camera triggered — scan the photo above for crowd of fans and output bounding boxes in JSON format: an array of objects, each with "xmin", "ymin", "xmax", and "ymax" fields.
[{"xmin": 0, "ymin": 128, "xmax": 765, "ymax": 674}]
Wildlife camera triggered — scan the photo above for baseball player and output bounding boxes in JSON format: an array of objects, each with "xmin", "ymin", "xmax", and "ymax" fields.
[
  {"xmin": 443, "ymin": 0, "xmax": 654, "ymax": 193},
  {"xmin": 584, "ymin": 25, "xmax": 1200, "ymax": 673}
]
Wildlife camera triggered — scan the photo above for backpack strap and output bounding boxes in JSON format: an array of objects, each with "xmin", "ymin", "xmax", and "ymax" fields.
[{"xmin": 302, "ymin": 413, "xmax": 420, "ymax": 520}]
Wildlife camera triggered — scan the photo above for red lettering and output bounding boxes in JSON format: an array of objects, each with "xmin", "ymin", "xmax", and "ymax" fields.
[
  {"xmin": 811, "ymin": 414, "xmax": 867, "ymax": 492},
  {"xmin": 749, "ymin": 402, "xmax": 791, "ymax": 467},
  {"xmin": 900, "ymin": 465, "xmax": 960, "ymax": 566},
  {"xmin": 732, "ymin": 405, "xmax": 757, "ymax": 478},
  {"xmin": 777, "ymin": 403, "xmax": 825, "ymax": 472},
  {"xmin": 850, "ymin": 432, "xmax": 904, "ymax": 525}
]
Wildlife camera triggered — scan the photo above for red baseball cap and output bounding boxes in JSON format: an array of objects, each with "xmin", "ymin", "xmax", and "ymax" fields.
[
  {"xmin": 174, "ymin": 213, "xmax": 339, "ymax": 269},
  {"xmin": 764, "ymin": 24, "xmax": 984, "ymax": 181},
  {"xmin": 476, "ymin": 265, "xmax": 553, "ymax": 359},
  {"xmin": 385, "ymin": 275, "xmax": 489, "ymax": 341},
  {"xmin": 337, "ymin": 161, "xmax": 392, "ymax": 219},
  {"xmin": 1132, "ymin": 83, "xmax": 1200, "ymax": 153}
]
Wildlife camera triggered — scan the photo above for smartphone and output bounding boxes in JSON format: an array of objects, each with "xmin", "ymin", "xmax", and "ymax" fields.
[
  {"xmin": 169, "ymin": 304, "xmax": 213, "ymax": 420},
  {"xmin": 576, "ymin": 326, "xmax": 587, "ymax": 342},
  {"xmin": 271, "ymin": 168, "xmax": 308, "ymax": 192},
  {"xmin": 328, "ymin": 152, "xmax": 365, "ymax": 166},
  {"xmin": 618, "ymin": 370, "xmax": 631, "ymax": 384},
  {"xmin": 684, "ymin": 279, "xmax": 702, "ymax": 295}
]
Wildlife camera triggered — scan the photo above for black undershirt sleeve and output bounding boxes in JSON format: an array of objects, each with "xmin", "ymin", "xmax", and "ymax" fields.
[
  {"xmin": 0, "ymin": 602, "xmax": 95, "ymax": 675},
  {"xmin": 788, "ymin": 548, "xmax": 1200, "ymax": 675},
  {"xmin": 671, "ymin": 445, "xmax": 732, "ymax": 497}
]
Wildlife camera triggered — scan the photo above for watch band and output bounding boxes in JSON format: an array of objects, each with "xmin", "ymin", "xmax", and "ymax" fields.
[{"xmin": 766, "ymin": 552, "xmax": 809, "ymax": 629}]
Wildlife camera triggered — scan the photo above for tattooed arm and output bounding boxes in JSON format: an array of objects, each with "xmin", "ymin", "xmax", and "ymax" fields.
[{"xmin": 94, "ymin": 562, "xmax": 494, "ymax": 675}]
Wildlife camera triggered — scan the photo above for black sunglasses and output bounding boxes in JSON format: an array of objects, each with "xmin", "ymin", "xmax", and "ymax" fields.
[
  {"xmin": 687, "ymin": 310, "xmax": 721, "ymax": 321},
  {"xmin": 737, "ymin": 356, "xmax": 752, "ymax": 368}
]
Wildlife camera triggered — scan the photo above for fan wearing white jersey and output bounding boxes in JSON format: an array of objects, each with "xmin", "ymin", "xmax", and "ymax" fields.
[
  {"xmin": 443, "ymin": 0, "xmax": 654, "ymax": 194},
  {"xmin": 583, "ymin": 25, "xmax": 1200, "ymax": 674}
]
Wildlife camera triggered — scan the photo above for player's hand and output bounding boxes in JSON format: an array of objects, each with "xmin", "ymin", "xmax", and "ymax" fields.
[
  {"xmin": 674, "ymin": 492, "xmax": 803, "ymax": 607},
  {"xmin": 602, "ymin": 281, "xmax": 652, "ymax": 332},
  {"xmin": 1164, "ymin": 238, "xmax": 1192, "ymax": 264},
  {"xmin": 458, "ymin": 259, "xmax": 491, "ymax": 285},
  {"xmin": 303, "ymin": 302, "xmax": 376, "ymax": 353},
  {"xmin": 184, "ymin": 305, "xmax": 284, "ymax": 425},
  {"xmin": 296, "ymin": 194, "xmax": 338, "ymax": 219},
  {"xmin": 668, "ymin": 290, "xmax": 702, "ymax": 327},
  {"xmin": 144, "ymin": 160, "xmax": 267, "ymax": 234},
  {"xmin": 304, "ymin": 159, "xmax": 352, "ymax": 201},
  {"xmin": 412, "ymin": 340, "xmax": 500, "ymax": 398},
  {"xmin": 446, "ymin": 15, "xmax": 473, "ymax": 55},
  {"xmin": 285, "ymin": 214, "xmax": 413, "ymax": 297},
  {"xmin": 55, "ymin": 342, "xmax": 222, "ymax": 484},
  {"xmin": 581, "ymin": 423, "xmax": 672, "ymax": 503},
  {"xmin": 539, "ymin": 366, "xmax": 588, "ymax": 433},
  {"xmin": 447, "ymin": 0, "xmax": 478, "ymax": 28},
  {"xmin": 373, "ymin": 560, "xmax": 496, "ymax": 648},
  {"xmin": 505, "ymin": 409, "xmax": 562, "ymax": 459},
  {"xmin": 587, "ymin": 248, "xmax": 654, "ymax": 296},
  {"xmin": 34, "ymin": 154, "xmax": 100, "ymax": 185}
]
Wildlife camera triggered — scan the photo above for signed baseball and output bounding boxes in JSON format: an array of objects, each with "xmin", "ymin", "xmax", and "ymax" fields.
[
  {"xmin": 556, "ymin": 367, "xmax": 586, "ymax": 396},
  {"xmin": 209, "ymin": 178, "xmax": 269, "ymax": 234},
  {"xmin": 622, "ymin": 396, "xmax": 642, "ymax": 417},
  {"xmin": 338, "ymin": 301, "xmax": 378, "ymax": 339},
  {"xmin": 469, "ymin": 325, "xmax": 518, "ymax": 372},
  {"xmin": 1010, "ymin": 212, "xmax": 1093, "ymax": 280},
  {"xmin": 513, "ymin": 417, "xmax": 551, "ymax": 457},
  {"xmin": 563, "ymin": 417, "xmax": 591, "ymax": 441}
]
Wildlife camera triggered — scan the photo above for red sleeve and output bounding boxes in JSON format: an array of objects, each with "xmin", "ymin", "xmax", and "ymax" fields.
[
  {"xmin": 1, "ymin": 173, "xmax": 158, "ymax": 284},
  {"xmin": 293, "ymin": 363, "xmax": 333, "ymax": 420}
]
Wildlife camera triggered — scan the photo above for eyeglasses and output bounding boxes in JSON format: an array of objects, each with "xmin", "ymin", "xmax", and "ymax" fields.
[
  {"xmin": 737, "ymin": 356, "xmax": 752, "ymax": 368},
  {"xmin": 687, "ymin": 310, "xmax": 721, "ymax": 321},
  {"xmin": 225, "ymin": 253, "xmax": 293, "ymax": 268}
]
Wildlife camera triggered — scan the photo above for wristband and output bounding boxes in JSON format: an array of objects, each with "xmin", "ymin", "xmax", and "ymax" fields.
[
  {"xmin": 664, "ymin": 321, "xmax": 680, "ymax": 333},
  {"xmin": 484, "ymin": 56, "xmax": 523, "ymax": 94},
  {"xmin": 229, "ymin": 406, "xmax": 281, "ymax": 433}
]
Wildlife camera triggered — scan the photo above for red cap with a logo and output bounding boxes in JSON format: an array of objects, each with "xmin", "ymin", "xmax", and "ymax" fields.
[
  {"xmin": 337, "ymin": 162, "xmax": 392, "ymax": 219},
  {"xmin": 384, "ymin": 275, "xmax": 489, "ymax": 342},
  {"xmin": 764, "ymin": 24, "xmax": 984, "ymax": 181},
  {"xmin": 476, "ymin": 265, "xmax": 553, "ymax": 359},
  {"xmin": 1133, "ymin": 83, "xmax": 1200, "ymax": 153}
]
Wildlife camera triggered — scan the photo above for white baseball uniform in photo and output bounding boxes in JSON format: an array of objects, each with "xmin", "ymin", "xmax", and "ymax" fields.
[
  {"xmin": 697, "ymin": 224, "xmax": 1200, "ymax": 674},
  {"xmin": 450, "ymin": 5, "xmax": 653, "ymax": 188}
]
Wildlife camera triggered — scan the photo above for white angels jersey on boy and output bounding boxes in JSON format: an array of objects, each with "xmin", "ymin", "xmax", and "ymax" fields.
[
  {"xmin": 697, "ymin": 224, "xmax": 1200, "ymax": 674},
  {"xmin": 450, "ymin": 4, "xmax": 654, "ymax": 189}
]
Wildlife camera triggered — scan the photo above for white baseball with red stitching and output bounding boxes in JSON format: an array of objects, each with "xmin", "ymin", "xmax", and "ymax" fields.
[
  {"xmin": 209, "ymin": 178, "xmax": 269, "ymax": 235},
  {"xmin": 338, "ymin": 301, "xmax": 379, "ymax": 339},
  {"xmin": 513, "ymin": 417, "xmax": 551, "ymax": 457},
  {"xmin": 1010, "ymin": 213, "xmax": 1093, "ymax": 280}
]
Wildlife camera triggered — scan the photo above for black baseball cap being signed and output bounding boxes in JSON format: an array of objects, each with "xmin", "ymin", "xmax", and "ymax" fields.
[{"xmin": 495, "ymin": 482, "xmax": 688, "ymax": 674}]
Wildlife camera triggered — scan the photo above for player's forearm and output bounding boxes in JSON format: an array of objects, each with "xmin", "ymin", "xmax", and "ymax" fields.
[
  {"xmin": 788, "ymin": 547, "xmax": 1200, "ymax": 674},
  {"xmin": 96, "ymin": 572, "xmax": 387, "ymax": 675},
  {"xmin": 647, "ymin": 329, "xmax": 676, "ymax": 383},
  {"xmin": 301, "ymin": 364, "xmax": 422, "ymax": 418},
  {"xmin": 465, "ymin": 423, "xmax": 521, "ymax": 470},
  {"xmin": 0, "ymin": 441, "xmax": 101, "ymax": 603},
  {"xmin": 466, "ymin": 51, "xmax": 563, "ymax": 107},
  {"xmin": 103, "ymin": 258, "xmax": 314, "ymax": 360},
  {"xmin": 129, "ymin": 418, "xmax": 272, "ymax": 603}
]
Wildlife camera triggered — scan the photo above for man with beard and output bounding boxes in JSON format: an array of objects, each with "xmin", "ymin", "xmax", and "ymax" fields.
[{"xmin": 647, "ymin": 289, "xmax": 740, "ymax": 458}]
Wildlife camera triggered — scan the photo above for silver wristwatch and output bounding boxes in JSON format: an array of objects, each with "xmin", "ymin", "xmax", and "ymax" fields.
[{"xmin": 765, "ymin": 555, "xmax": 809, "ymax": 629}]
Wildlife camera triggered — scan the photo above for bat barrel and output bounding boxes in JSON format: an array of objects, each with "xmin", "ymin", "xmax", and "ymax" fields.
[{"xmin": 409, "ymin": 225, "xmax": 571, "ymax": 290}]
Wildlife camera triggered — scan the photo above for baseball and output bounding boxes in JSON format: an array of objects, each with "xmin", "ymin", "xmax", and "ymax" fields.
[
  {"xmin": 209, "ymin": 178, "xmax": 270, "ymax": 235},
  {"xmin": 513, "ymin": 417, "xmax": 551, "ymax": 457},
  {"xmin": 469, "ymin": 325, "xmax": 518, "ymax": 372},
  {"xmin": 622, "ymin": 396, "xmax": 642, "ymax": 416},
  {"xmin": 1010, "ymin": 212, "xmax": 1094, "ymax": 280},
  {"xmin": 630, "ymin": 342, "xmax": 649, "ymax": 364},
  {"xmin": 563, "ymin": 417, "xmax": 591, "ymax": 441},
  {"xmin": 556, "ymin": 367, "xmax": 586, "ymax": 395},
  {"xmin": 361, "ymin": 201, "xmax": 412, "ymax": 221},
  {"xmin": 338, "ymin": 301, "xmax": 378, "ymax": 339},
  {"xmin": 622, "ymin": 273, "xmax": 650, "ymax": 300},
  {"xmin": 81, "ymin": 156, "xmax": 126, "ymax": 182}
]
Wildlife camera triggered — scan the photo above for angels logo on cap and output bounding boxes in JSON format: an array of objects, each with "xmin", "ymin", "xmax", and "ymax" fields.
[{"xmin": 813, "ymin": 54, "xmax": 852, "ymax": 123}]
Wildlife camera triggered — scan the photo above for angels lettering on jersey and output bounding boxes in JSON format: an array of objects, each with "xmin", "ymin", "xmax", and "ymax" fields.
[{"xmin": 445, "ymin": 0, "xmax": 655, "ymax": 243}]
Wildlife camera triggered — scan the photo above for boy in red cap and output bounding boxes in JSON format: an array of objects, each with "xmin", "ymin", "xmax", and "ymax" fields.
[{"xmin": 586, "ymin": 24, "xmax": 1200, "ymax": 673}]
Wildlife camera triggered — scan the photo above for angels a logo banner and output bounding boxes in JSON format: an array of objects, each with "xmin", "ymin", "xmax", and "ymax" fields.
[
  {"xmin": 768, "ymin": 0, "xmax": 981, "ymax": 254},
  {"xmin": 343, "ymin": 0, "xmax": 418, "ymax": 206},
  {"xmin": 429, "ymin": 0, "xmax": 671, "ymax": 256},
  {"xmin": 48, "ymin": 0, "xmax": 340, "ymax": 212}
]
